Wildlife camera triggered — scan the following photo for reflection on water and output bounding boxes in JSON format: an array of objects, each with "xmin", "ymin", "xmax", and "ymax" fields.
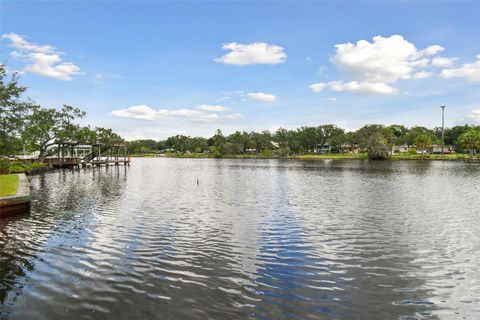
[{"xmin": 1, "ymin": 159, "xmax": 479, "ymax": 319}]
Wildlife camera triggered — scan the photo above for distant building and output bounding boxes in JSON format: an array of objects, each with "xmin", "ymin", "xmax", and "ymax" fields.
[
  {"xmin": 339, "ymin": 144, "xmax": 360, "ymax": 154},
  {"xmin": 431, "ymin": 145, "xmax": 454, "ymax": 154},
  {"xmin": 392, "ymin": 145, "xmax": 414, "ymax": 153},
  {"xmin": 313, "ymin": 144, "xmax": 331, "ymax": 154}
]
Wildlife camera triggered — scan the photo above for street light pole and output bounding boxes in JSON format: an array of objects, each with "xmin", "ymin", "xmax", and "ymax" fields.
[{"xmin": 441, "ymin": 106, "xmax": 446, "ymax": 155}]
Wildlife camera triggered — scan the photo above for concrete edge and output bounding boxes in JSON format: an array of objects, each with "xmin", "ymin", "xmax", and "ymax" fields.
[{"xmin": 0, "ymin": 173, "xmax": 31, "ymax": 218}]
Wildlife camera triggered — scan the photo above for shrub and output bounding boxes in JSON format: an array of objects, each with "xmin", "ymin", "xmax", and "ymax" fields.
[
  {"xmin": 261, "ymin": 149, "xmax": 273, "ymax": 157},
  {"xmin": 0, "ymin": 157, "xmax": 11, "ymax": 174}
]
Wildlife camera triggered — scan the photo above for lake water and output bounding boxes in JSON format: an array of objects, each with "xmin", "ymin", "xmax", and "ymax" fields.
[{"xmin": 1, "ymin": 158, "xmax": 479, "ymax": 319}]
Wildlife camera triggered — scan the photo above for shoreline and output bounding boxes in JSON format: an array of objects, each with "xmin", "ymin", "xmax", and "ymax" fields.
[
  {"xmin": 129, "ymin": 153, "xmax": 477, "ymax": 161},
  {"xmin": 0, "ymin": 173, "xmax": 31, "ymax": 218}
]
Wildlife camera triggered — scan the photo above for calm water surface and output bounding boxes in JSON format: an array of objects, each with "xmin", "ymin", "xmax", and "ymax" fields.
[{"xmin": 1, "ymin": 159, "xmax": 479, "ymax": 319}]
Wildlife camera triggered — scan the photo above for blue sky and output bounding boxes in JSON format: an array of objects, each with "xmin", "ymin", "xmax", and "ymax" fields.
[{"xmin": 1, "ymin": 1, "xmax": 479, "ymax": 140}]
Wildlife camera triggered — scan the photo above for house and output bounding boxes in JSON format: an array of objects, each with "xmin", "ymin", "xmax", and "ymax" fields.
[
  {"xmin": 431, "ymin": 145, "xmax": 454, "ymax": 154},
  {"xmin": 339, "ymin": 144, "xmax": 360, "ymax": 154},
  {"xmin": 392, "ymin": 145, "xmax": 414, "ymax": 153},
  {"xmin": 313, "ymin": 144, "xmax": 331, "ymax": 154}
]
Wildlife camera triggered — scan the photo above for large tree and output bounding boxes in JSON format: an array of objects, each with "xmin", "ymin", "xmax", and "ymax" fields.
[
  {"xmin": 0, "ymin": 64, "xmax": 32, "ymax": 155},
  {"xmin": 22, "ymin": 105, "xmax": 86, "ymax": 161},
  {"xmin": 458, "ymin": 129, "xmax": 480, "ymax": 155},
  {"xmin": 414, "ymin": 133, "xmax": 433, "ymax": 159},
  {"xmin": 354, "ymin": 124, "xmax": 392, "ymax": 159}
]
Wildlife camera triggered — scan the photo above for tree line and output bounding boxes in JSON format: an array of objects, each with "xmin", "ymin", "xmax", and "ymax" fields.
[
  {"xmin": 127, "ymin": 122, "xmax": 480, "ymax": 160},
  {"xmin": 1, "ymin": 64, "xmax": 123, "ymax": 162}
]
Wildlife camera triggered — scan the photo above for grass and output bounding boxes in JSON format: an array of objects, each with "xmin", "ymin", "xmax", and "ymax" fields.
[
  {"xmin": 131, "ymin": 152, "xmax": 473, "ymax": 161},
  {"xmin": 296, "ymin": 153, "xmax": 368, "ymax": 160},
  {"xmin": 390, "ymin": 153, "xmax": 470, "ymax": 160},
  {"xmin": 0, "ymin": 174, "xmax": 19, "ymax": 197}
]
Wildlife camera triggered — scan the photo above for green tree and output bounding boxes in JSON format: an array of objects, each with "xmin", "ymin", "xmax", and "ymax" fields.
[
  {"xmin": 444, "ymin": 125, "xmax": 473, "ymax": 150},
  {"xmin": 403, "ymin": 126, "xmax": 434, "ymax": 146},
  {"xmin": 387, "ymin": 124, "xmax": 409, "ymax": 145},
  {"xmin": 321, "ymin": 124, "xmax": 345, "ymax": 152},
  {"xmin": 212, "ymin": 129, "xmax": 226, "ymax": 154},
  {"xmin": 22, "ymin": 105, "xmax": 86, "ymax": 161},
  {"xmin": 354, "ymin": 125, "xmax": 392, "ymax": 160},
  {"xmin": 458, "ymin": 129, "xmax": 480, "ymax": 155},
  {"xmin": 95, "ymin": 127, "xmax": 123, "ymax": 146},
  {"xmin": 414, "ymin": 133, "xmax": 433, "ymax": 159},
  {"xmin": 0, "ymin": 64, "xmax": 32, "ymax": 155}
]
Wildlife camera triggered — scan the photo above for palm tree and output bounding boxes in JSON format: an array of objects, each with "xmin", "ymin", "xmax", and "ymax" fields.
[
  {"xmin": 458, "ymin": 129, "xmax": 480, "ymax": 156},
  {"xmin": 414, "ymin": 134, "xmax": 433, "ymax": 159}
]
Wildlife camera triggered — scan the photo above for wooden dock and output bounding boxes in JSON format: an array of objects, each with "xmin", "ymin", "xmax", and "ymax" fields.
[
  {"xmin": 48, "ymin": 158, "xmax": 131, "ymax": 168},
  {"xmin": 87, "ymin": 160, "xmax": 131, "ymax": 167}
]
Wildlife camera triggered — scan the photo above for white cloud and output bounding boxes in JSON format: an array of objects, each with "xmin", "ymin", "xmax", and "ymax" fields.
[
  {"xmin": 309, "ymin": 81, "xmax": 397, "ymax": 95},
  {"xmin": 246, "ymin": 92, "xmax": 277, "ymax": 103},
  {"xmin": 23, "ymin": 52, "xmax": 82, "ymax": 81},
  {"xmin": 419, "ymin": 45, "xmax": 445, "ymax": 56},
  {"xmin": 195, "ymin": 113, "xmax": 219, "ymax": 123},
  {"xmin": 309, "ymin": 82, "xmax": 328, "ymax": 93},
  {"xmin": 2, "ymin": 33, "xmax": 55, "ymax": 53},
  {"xmin": 111, "ymin": 105, "xmax": 170, "ymax": 121},
  {"xmin": 111, "ymin": 104, "xmax": 241, "ymax": 123},
  {"xmin": 310, "ymin": 35, "xmax": 453, "ymax": 95},
  {"xmin": 412, "ymin": 71, "xmax": 432, "ymax": 79},
  {"xmin": 170, "ymin": 109, "xmax": 204, "ymax": 117},
  {"xmin": 333, "ymin": 35, "xmax": 431, "ymax": 83},
  {"xmin": 197, "ymin": 104, "xmax": 230, "ymax": 112},
  {"xmin": 441, "ymin": 55, "xmax": 480, "ymax": 82},
  {"xmin": 225, "ymin": 113, "xmax": 243, "ymax": 120},
  {"xmin": 467, "ymin": 109, "xmax": 480, "ymax": 123},
  {"xmin": 215, "ymin": 42, "xmax": 286, "ymax": 65},
  {"xmin": 431, "ymin": 56, "xmax": 456, "ymax": 67},
  {"xmin": 2, "ymin": 33, "xmax": 82, "ymax": 81},
  {"xmin": 329, "ymin": 81, "xmax": 398, "ymax": 95}
]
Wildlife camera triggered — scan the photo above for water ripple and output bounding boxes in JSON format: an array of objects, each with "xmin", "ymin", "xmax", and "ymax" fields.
[{"xmin": 1, "ymin": 159, "xmax": 479, "ymax": 319}]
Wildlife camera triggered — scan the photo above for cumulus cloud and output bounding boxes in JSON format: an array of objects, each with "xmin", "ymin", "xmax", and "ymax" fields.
[
  {"xmin": 170, "ymin": 109, "xmax": 204, "ymax": 117},
  {"xmin": 441, "ymin": 55, "xmax": 480, "ymax": 82},
  {"xmin": 2, "ymin": 33, "xmax": 55, "ymax": 53},
  {"xmin": 195, "ymin": 113, "xmax": 219, "ymax": 123},
  {"xmin": 215, "ymin": 42, "xmax": 286, "ymax": 65},
  {"xmin": 225, "ymin": 113, "xmax": 243, "ymax": 120},
  {"xmin": 419, "ymin": 45, "xmax": 445, "ymax": 56},
  {"xmin": 310, "ymin": 35, "xmax": 452, "ymax": 95},
  {"xmin": 197, "ymin": 104, "xmax": 230, "ymax": 112},
  {"xmin": 309, "ymin": 82, "xmax": 328, "ymax": 93},
  {"xmin": 467, "ymin": 109, "xmax": 480, "ymax": 123},
  {"xmin": 412, "ymin": 71, "xmax": 432, "ymax": 79},
  {"xmin": 309, "ymin": 81, "xmax": 397, "ymax": 95},
  {"xmin": 111, "ymin": 104, "xmax": 240, "ymax": 122},
  {"xmin": 111, "ymin": 105, "xmax": 170, "ymax": 121},
  {"xmin": 332, "ymin": 35, "xmax": 421, "ymax": 83},
  {"xmin": 2, "ymin": 33, "xmax": 82, "ymax": 81},
  {"xmin": 431, "ymin": 56, "xmax": 457, "ymax": 67},
  {"xmin": 329, "ymin": 81, "xmax": 397, "ymax": 95},
  {"xmin": 246, "ymin": 92, "xmax": 277, "ymax": 103}
]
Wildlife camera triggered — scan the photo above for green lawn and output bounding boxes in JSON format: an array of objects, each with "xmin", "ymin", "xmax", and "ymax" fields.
[{"xmin": 0, "ymin": 174, "xmax": 19, "ymax": 197}]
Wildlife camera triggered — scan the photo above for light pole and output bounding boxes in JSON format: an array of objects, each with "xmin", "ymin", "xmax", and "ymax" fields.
[{"xmin": 441, "ymin": 106, "xmax": 446, "ymax": 155}]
